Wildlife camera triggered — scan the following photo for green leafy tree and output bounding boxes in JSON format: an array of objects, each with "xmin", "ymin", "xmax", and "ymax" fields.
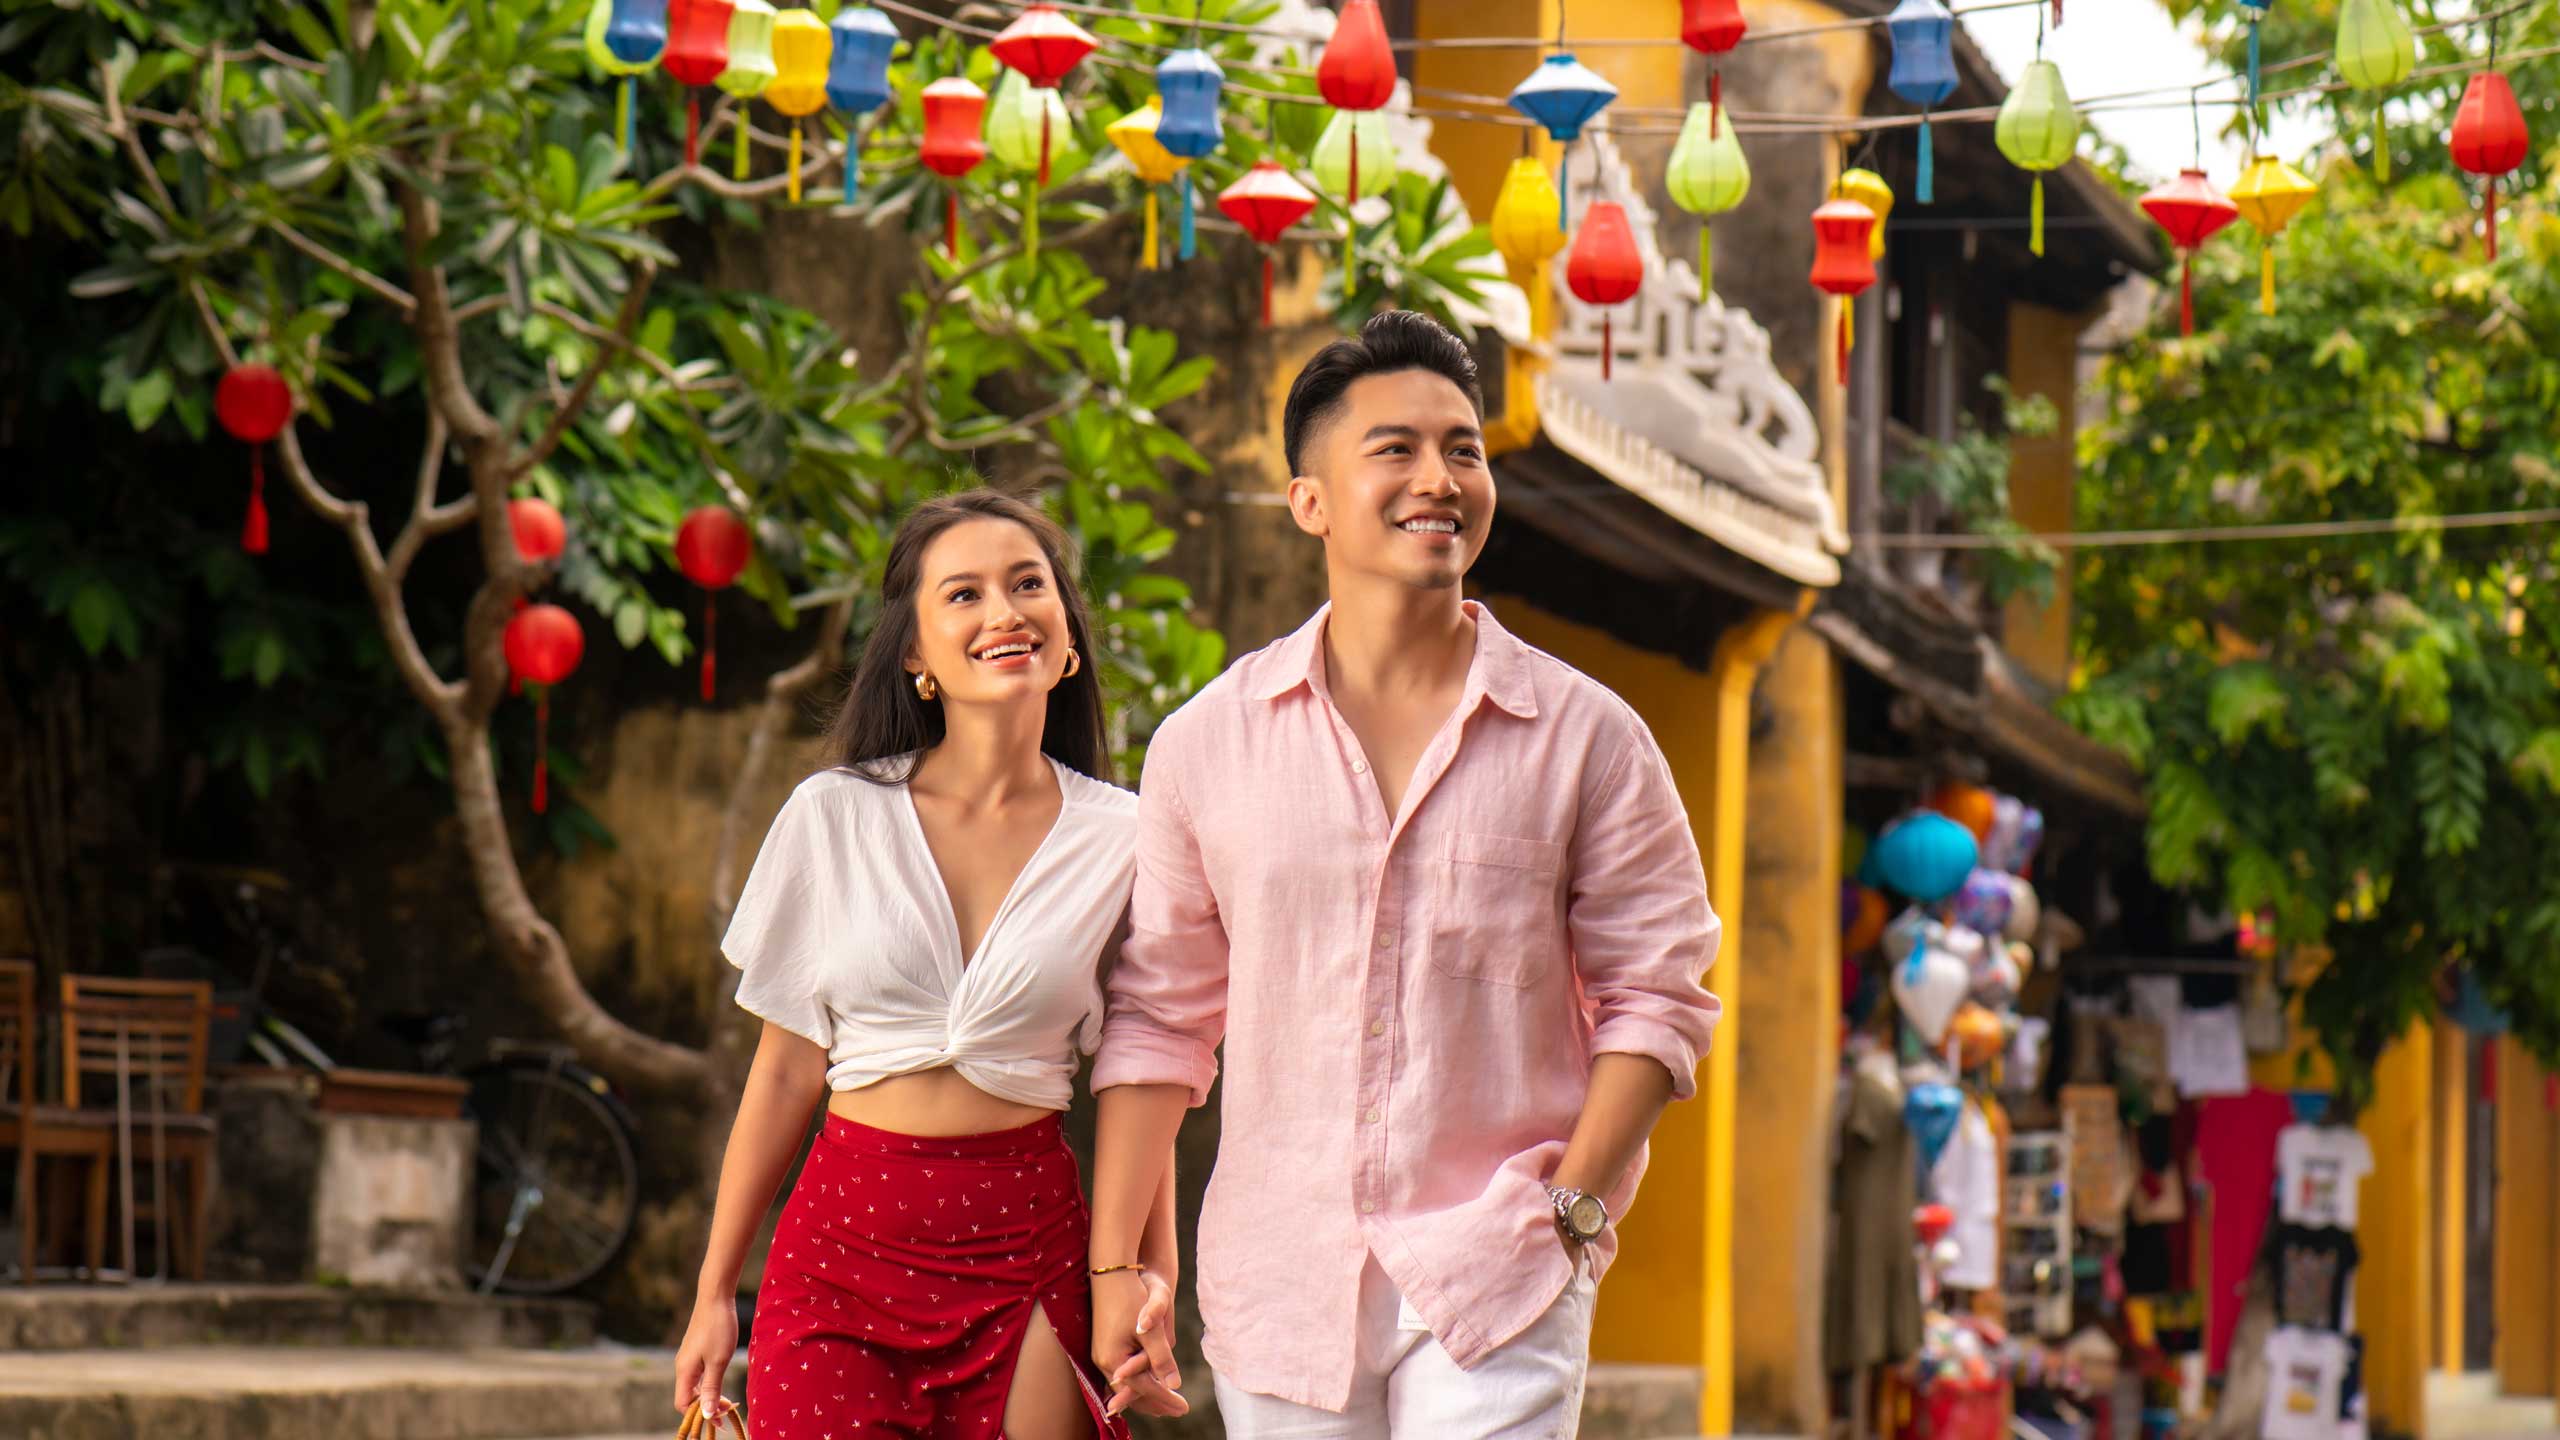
[{"xmin": 2068, "ymin": 148, "xmax": 2560, "ymax": 1105}]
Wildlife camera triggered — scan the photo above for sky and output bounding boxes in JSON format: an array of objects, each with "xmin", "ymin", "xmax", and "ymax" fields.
[{"xmin": 1963, "ymin": 1, "xmax": 2331, "ymax": 183}]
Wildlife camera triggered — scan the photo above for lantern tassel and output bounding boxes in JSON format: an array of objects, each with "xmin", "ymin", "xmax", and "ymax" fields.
[
  {"xmin": 734, "ymin": 109, "xmax": 751, "ymax": 181},
  {"xmin": 2246, "ymin": 18, "xmax": 2261, "ymax": 114},
  {"xmin": 2373, "ymin": 109, "xmax": 2389, "ymax": 182},
  {"xmin": 1709, "ymin": 70, "xmax": 1721, "ymax": 138},
  {"xmin": 2179, "ymin": 253, "xmax": 2194, "ymax": 336},
  {"xmin": 1260, "ymin": 252, "xmax": 1274, "ymax": 326},
  {"xmin": 1838, "ymin": 302, "xmax": 1853, "ymax": 386},
  {"xmin": 2260, "ymin": 241, "xmax": 2276, "ymax": 316},
  {"xmin": 844, "ymin": 130, "xmax": 860, "ymax": 205},
  {"xmin": 701, "ymin": 594, "xmax": 718, "ymax": 703},
  {"xmin": 787, "ymin": 122, "xmax": 803, "ymax": 204},
  {"xmin": 1038, "ymin": 104, "xmax": 1052, "ymax": 189},
  {"xmin": 2484, "ymin": 174, "xmax": 2497, "ymax": 261},
  {"xmin": 618, "ymin": 79, "xmax": 634, "ymax": 156},
  {"xmin": 1602, "ymin": 313, "xmax": 1613, "ymax": 382},
  {"xmin": 1179, "ymin": 172, "xmax": 1197, "ymax": 260},
  {"xmin": 533, "ymin": 693, "xmax": 551, "ymax": 815},
  {"xmin": 242, "ymin": 450, "xmax": 270, "ymax": 555},
  {"xmin": 1698, "ymin": 224, "xmax": 1713, "ymax": 303},
  {"xmin": 686, "ymin": 94, "xmax": 700, "ymax": 170},
  {"xmin": 946, "ymin": 189, "xmax": 959, "ymax": 258},
  {"xmin": 2029, "ymin": 176, "xmax": 2045, "ymax": 257},
  {"xmin": 1142, "ymin": 188, "xmax": 1160, "ymax": 270},
  {"xmin": 2053, "ymin": 0, "xmax": 2062, "ymax": 26},
  {"xmin": 1917, "ymin": 117, "xmax": 1934, "ymax": 204}
]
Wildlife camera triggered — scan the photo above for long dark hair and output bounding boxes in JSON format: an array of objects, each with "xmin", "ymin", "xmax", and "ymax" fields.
[{"xmin": 823, "ymin": 488, "xmax": 1112, "ymax": 785}]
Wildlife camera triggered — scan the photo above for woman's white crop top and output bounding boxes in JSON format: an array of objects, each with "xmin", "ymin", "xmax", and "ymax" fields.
[{"xmin": 723, "ymin": 758, "xmax": 1136, "ymax": 1110}]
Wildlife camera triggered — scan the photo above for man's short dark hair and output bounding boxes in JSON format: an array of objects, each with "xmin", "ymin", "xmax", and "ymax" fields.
[{"xmin": 1282, "ymin": 310, "xmax": 1484, "ymax": 477}]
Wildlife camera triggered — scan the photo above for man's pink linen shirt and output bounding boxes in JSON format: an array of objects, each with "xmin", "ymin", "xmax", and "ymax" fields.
[{"xmin": 1094, "ymin": 601, "xmax": 1721, "ymax": 1411}]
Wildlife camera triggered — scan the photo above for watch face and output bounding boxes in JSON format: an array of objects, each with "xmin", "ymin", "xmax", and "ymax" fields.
[{"xmin": 1567, "ymin": 1195, "xmax": 1606, "ymax": 1238}]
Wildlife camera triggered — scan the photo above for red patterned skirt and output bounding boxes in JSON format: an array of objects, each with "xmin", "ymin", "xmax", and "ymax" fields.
[{"xmin": 746, "ymin": 1113, "xmax": 1127, "ymax": 1439}]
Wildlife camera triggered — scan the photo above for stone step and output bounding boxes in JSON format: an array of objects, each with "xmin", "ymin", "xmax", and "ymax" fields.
[
  {"xmin": 0, "ymin": 1283, "xmax": 596, "ymax": 1352},
  {"xmin": 1580, "ymin": 1362, "xmax": 1706, "ymax": 1440},
  {"xmin": 0, "ymin": 1344, "xmax": 703, "ymax": 1440}
]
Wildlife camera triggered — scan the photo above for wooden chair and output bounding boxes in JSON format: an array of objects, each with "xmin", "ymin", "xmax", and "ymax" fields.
[
  {"xmin": 59, "ymin": 976, "xmax": 217, "ymax": 1281},
  {"xmin": 0, "ymin": 960, "xmax": 120, "ymax": 1281}
]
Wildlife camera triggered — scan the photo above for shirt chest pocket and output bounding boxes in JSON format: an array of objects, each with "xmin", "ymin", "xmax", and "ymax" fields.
[{"xmin": 1429, "ymin": 830, "xmax": 1567, "ymax": 987}]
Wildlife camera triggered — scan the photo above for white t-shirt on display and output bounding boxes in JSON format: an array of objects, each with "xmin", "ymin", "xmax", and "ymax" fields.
[
  {"xmin": 2278, "ymin": 1124, "xmax": 2375, "ymax": 1230},
  {"xmin": 1930, "ymin": 1096, "xmax": 2001, "ymax": 1292},
  {"xmin": 2262, "ymin": 1326, "xmax": 2351, "ymax": 1440}
]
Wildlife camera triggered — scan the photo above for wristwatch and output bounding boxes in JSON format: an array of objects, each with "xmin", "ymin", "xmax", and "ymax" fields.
[{"xmin": 1548, "ymin": 1186, "xmax": 1609, "ymax": 1246}]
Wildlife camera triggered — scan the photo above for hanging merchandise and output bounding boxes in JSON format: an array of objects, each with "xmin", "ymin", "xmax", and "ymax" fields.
[
  {"xmin": 918, "ymin": 76, "xmax": 989, "ymax": 258},
  {"xmin": 2140, "ymin": 168, "xmax": 2239, "ymax": 336},
  {"xmin": 589, "ymin": 0, "xmax": 665, "ymax": 155},
  {"xmin": 508, "ymin": 497, "xmax": 568, "ymax": 565},
  {"xmin": 503, "ymin": 604, "xmax": 586, "ymax": 814},
  {"xmin": 716, "ymin": 0, "xmax": 776, "ymax": 181},
  {"xmin": 676, "ymin": 506, "xmax": 753, "ymax": 703},
  {"xmin": 2335, "ymin": 0, "xmax": 2415, "ymax": 180},
  {"xmin": 1838, "ymin": 167, "xmax": 1895, "ymax": 261},
  {"xmin": 1107, "ymin": 97, "xmax": 1188, "ymax": 270},
  {"xmin": 1845, "ymin": 884, "xmax": 1892, "ymax": 955},
  {"xmin": 826, "ymin": 7, "xmax": 899, "ymax": 204},
  {"xmin": 1154, "ymin": 47, "xmax": 1225, "ymax": 263},
  {"xmin": 1951, "ymin": 1003, "xmax": 2007, "ymax": 1071},
  {"xmin": 1906, "ymin": 1078, "xmax": 1965, "ymax": 1169},
  {"xmin": 2229, "ymin": 155, "xmax": 2316, "ymax": 314},
  {"xmin": 215, "ymin": 362, "xmax": 293, "ymax": 555},
  {"xmin": 1999, "ymin": 874, "xmax": 2040, "ymax": 942},
  {"xmin": 1509, "ymin": 54, "xmax": 1619, "ymax": 227},
  {"xmin": 1885, "ymin": 0, "xmax": 1958, "ymax": 202},
  {"xmin": 1665, "ymin": 100, "xmax": 1749, "ymax": 300},
  {"xmin": 1315, "ymin": 0, "xmax": 1397, "ymax": 267},
  {"xmin": 1950, "ymin": 868, "xmax": 2014, "ymax": 939},
  {"xmin": 987, "ymin": 1, "xmax": 1097, "ymax": 193},
  {"xmin": 1970, "ymin": 944, "xmax": 2021, "ymax": 1009},
  {"xmin": 1490, "ymin": 155, "xmax": 1568, "ymax": 281},
  {"xmin": 1312, "ymin": 110, "xmax": 1397, "ymax": 202},
  {"xmin": 1565, "ymin": 200, "xmax": 1643, "ymax": 381},
  {"xmin": 1873, "ymin": 811, "xmax": 1979, "ymax": 904},
  {"xmin": 1930, "ymin": 780, "xmax": 1997, "ymax": 839},
  {"xmin": 2239, "ymin": 0, "xmax": 2270, "ymax": 116},
  {"xmin": 1680, "ymin": 0, "xmax": 1747, "ymax": 137},
  {"xmin": 663, "ymin": 0, "xmax": 735, "ymax": 170},
  {"xmin": 1218, "ymin": 160, "xmax": 1319, "ymax": 326},
  {"xmin": 1994, "ymin": 44, "xmax": 2078, "ymax": 256},
  {"xmin": 989, "ymin": 68, "xmax": 1080, "ymax": 256},
  {"xmin": 2449, "ymin": 67, "xmax": 2528, "ymax": 260},
  {"xmin": 765, "ymin": 9, "xmax": 830, "ymax": 203},
  {"xmin": 1887, "ymin": 924, "xmax": 1970, "ymax": 1043},
  {"xmin": 1809, "ymin": 196, "xmax": 1877, "ymax": 386}
]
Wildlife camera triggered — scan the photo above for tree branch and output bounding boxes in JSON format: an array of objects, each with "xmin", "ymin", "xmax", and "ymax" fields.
[
  {"xmin": 400, "ymin": 181, "xmax": 503, "ymax": 445},
  {"xmin": 387, "ymin": 411, "xmax": 476, "ymax": 584},
  {"xmin": 529, "ymin": 300, "xmax": 730, "ymax": 398},
  {"xmin": 511, "ymin": 259, "xmax": 658, "ymax": 480},
  {"xmin": 270, "ymin": 217, "xmax": 418, "ymax": 314},
  {"xmin": 273, "ymin": 426, "xmax": 461, "ymax": 712}
]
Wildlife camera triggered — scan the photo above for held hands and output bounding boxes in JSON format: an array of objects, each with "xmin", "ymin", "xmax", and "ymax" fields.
[
  {"xmin": 1091, "ymin": 1268, "xmax": 1187, "ymax": 1420},
  {"xmin": 672, "ymin": 1294, "xmax": 740, "ymax": 1416}
]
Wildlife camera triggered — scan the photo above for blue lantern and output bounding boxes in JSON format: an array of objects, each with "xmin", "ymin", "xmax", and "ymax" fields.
[
  {"xmin": 1508, "ymin": 54, "xmax": 1618, "ymax": 226},
  {"xmin": 1886, "ymin": 0, "xmax": 1958, "ymax": 203},
  {"xmin": 1873, "ymin": 811, "xmax": 1980, "ymax": 905},
  {"xmin": 605, "ymin": 0, "xmax": 670, "ymax": 66},
  {"xmin": 1905, "ymin": 1080, "xmax": 1964, "ymax": 1168},
  {"xmin": 826, "ymin": 6, "xmax": 898, "ymax": 203},
  {"xmin": 2239, "ymin": 0, "xmax": 2270, "ymax": 117},
  {"xmin": 1155, "ymin": 47, "xmax": 1225, "ymax": 262}
]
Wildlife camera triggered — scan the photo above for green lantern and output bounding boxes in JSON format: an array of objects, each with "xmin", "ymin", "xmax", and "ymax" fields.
[
  {"xmin": 583, "ymin": 0, "xmax": 661, "ymax": 156},
  {"xmin": 717, "ymin": 0, "xmax": 777, "ymax": 181},
  {"xmin": 2335, "ymin": 0, "xmax": 2415, "ymax": 180},
  {"xmin": 1312, "ymin": 108, "xmax": 1395, "ymax": 267},
  {"xmin": 987, "ymin": 68, "xmax": 1083, "ymax": 259},
  {"xmin": 1665, "ymin": 100, "xmax": 1750, "ymax": 300},
  {"xmin": 1994, "ymin": 58, "xmax": 2078, "ymax": 257}
]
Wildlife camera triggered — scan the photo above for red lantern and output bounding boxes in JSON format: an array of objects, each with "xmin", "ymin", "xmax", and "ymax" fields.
[
  {"xmin": 1316, "ymin": 0, "xmax": 1396, "ymax": 214},
  {"xmin": 1808, "ymin": 198, "xmax": 1877, "ymax": 385},
  {"xmin": 1682, "ymin": 0, "xmax": 1747, "ymax": 133},
  {"xmin": 988, "ymin": 3, "xmax": 1097, "ymax": 189},
  {"xmin": 2450, "ymin": 71, "xmax": 2528, "ymax": 260},
  {"xmin": 675, "ymin": 506, "xmax": 753, "ymax": 702},
  {"xmin": 215, "ymin": 363, "xmax": 293, "ymax": 555},
  {"xmin": 1565, "ymin": 201, "xmax": 1642, "ymax": 382},
  {"xmin": 2138, "ymin": 168, "xmax": 2239, "ymax": 336},
  {"xmin": 509, "ymin": 497, "xmax": 567, "ymax": 565},
  {"xmin": 664, "ymin": 0, "xmax": 735, "ymax": 171},
  {"xmin": 920, "ymin": 76, "xmax": 990, "ymax": 259},
  {"xmin": 503, "ymin": 603, "xmax": 586, "ymax": 814},
  {"xmin": 1218, "ymin": 160, "xmax": 1318, "ymax": 326}
]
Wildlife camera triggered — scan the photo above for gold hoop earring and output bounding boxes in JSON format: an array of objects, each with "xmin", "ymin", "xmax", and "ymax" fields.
[
  {"xmin": 1063, "ymin": 647, "xmax": 1081, "ymax": 678},
  {"xmin": 913, "ymin": 672, "xmax": 938, "ymax": 701}
]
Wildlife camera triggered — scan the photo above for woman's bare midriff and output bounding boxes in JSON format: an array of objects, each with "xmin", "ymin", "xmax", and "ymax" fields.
[{"xmin": 826, "ymin": 1064, "xmax": 1056, "ymax": 1137}]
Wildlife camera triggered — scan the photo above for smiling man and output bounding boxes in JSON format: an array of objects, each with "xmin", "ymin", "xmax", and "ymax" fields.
[{"xmin": 1086, "ymin": 310, "xmax": 1723, "ymax": 1438}]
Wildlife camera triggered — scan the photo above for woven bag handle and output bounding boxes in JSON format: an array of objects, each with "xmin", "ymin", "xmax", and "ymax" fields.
[{"xmin": 676, "ymin": 1397, "xmax": 752, "ymax": 1440}]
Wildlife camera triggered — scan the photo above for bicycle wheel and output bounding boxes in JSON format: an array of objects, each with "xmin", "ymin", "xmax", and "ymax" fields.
[{"xmin": 465, "ymin": 1059, "xmax": 640, "ymax": 1295}]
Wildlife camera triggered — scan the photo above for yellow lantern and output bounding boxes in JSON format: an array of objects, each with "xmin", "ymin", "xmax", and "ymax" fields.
[
  {"xmin": 1837, "ymin": 167, "xmax": 1895, "ymax": 261},
  {"xmin": 2228, "ymin": 155, "xmax": 2317, "ymax": 315},
  {"xmin": 1489, "ymin": 157, "xmax": 1566, "ymax": 278},
  {"xmin": 1107, "ymin": 96, "xmax": 1189, "ymax": 270},
  {"xmin": 766, "ymin": 10, "xmax": 831, "ymax": 203}
]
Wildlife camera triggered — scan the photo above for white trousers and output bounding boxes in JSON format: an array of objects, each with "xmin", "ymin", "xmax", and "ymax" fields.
[{"xmin": 1212, "ymin": 1253, "xmax": 1597, "ymax": 1440}]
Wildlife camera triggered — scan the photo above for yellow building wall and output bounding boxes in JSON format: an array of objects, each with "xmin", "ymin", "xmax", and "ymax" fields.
[
  {"xmin": 2432, "ymin": 1019, "xmax": 2468, "ymax": 1375},
  {"xmin": 2496, "ymin": 1041, "xmax": 2557, "ymax": 1398},
  {"xmin": 2361, "ymin": 1024, "xmax": 2434, "ymax": 1437},
  {"xmin": 2002, "ymin": 303, "xmax": 2085, "ymax": 690},
  {"xmin": 1482, "ymin": 600, "xmax": 1723, "ymax": 1373}
]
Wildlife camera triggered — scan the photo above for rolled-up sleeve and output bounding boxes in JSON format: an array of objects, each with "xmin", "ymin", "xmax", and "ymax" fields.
[
  {"xmin": 1567, "ymin": 711, "xmax": 1722, "ymax": 1101},
  {"xmin": 1095, "ymin": 732, "xmax": 1228, "ymax": 1106}
]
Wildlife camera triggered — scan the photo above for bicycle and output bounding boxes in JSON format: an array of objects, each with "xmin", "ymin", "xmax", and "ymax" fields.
[{"xmin": 151, "ymin": 862, "xmax": 643, "ymax": 1297}]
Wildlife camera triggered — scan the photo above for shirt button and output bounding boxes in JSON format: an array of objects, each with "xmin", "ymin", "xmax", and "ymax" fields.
[
  {"xmin": 1370, "ymin": 1020, "xmax": 1387, "ymax": 1036},
  {"xmin": 1376, "ymin": 931, "xmax": 1397, "ymax": 950},
  {"xmin": 1360, "ymin": 1200, "xmax": 1377, "ymax": 1214},
  {"xmin": 1351, "ymin": 758, "xmax": 1369, "ymax": 775},
  {"xmin": 1365, "ymin": 1108, "xmax": 1381, "ymax": 1124}
]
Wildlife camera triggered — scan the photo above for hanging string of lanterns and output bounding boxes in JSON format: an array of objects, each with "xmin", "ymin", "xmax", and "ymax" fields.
[
  {"xmin": 1884, "ymin": 0, "xmax": 1956, "ymax": 203},
  {"xmin": 215, "ymin": 362, "xmax": 293, "ymax": 556},
  {"xmin": 826, "ymin": 7, "xmax": 899, "ymax": 203},
  {"xmin": 1665, "ymin": 97, "xmax": 1749, "ymax": 301},
  {"xmin": 503, "ymin": 605, "xmax": 587, "ymax": 815},
  {"xmin": 2228, "ymin": 154, "xmax": 2317, "ymax": 315},
  {"xmin": 590, "ymin": 0, "xmax": 663, "ymax": 154},
  {"xmin": 1108, "ymin": 96, "xmax": 1189, "ymax": 270},
  {"xmin": 2449, "ymin": 27, "xmax": 2528, "ymax": 261},
  {"xmin": 1153, "ymin": 45, "xmax": 1226, "ymax": 262},
  {"xmin": 1993, "ymin": 13, "xmax": 2079, "ymax": 258},
  {"xmin": 1809, "ymin": 191, "xmax": 1878, "ymax": 386},
  {"xmin": 676, "ymin": 506, "xmax": 754, "ymax": 703},
  {"xmin": 663, "ymin": 0, "xmax": 735, "ymax": 170},
  {"xmin": 717, "ymin": 0, "xmax": 778, "ymax": 181},
  {"xmin": 1315, "ymin": 0, "xmax": 1397, "ymax": 269}
]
